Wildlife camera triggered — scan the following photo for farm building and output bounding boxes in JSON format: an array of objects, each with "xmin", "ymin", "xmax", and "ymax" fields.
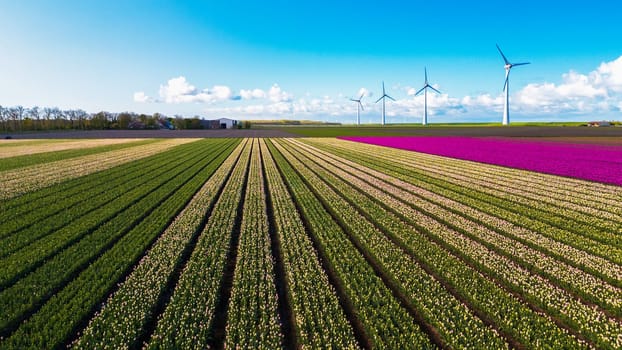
[{"xmin": 200, "ymin": 118, "xmax": 239, "ymax": 129}]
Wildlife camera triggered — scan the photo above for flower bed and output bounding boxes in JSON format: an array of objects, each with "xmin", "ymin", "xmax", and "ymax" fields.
[{"xmin": 340, "ymin": 136, "xmax": 622, "ymax": 186}]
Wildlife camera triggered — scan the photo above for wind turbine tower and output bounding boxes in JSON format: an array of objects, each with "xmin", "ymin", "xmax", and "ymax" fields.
[
  {"xmin": 375, "ymin": 81, "xmax": 395, "ymax": 125},
  {"xmin": 497, "ymin": 44, "xmax": 530, "ymax": 125},
  {"xmin": 350, "ymin": 93, "xmax": 364, "ymax": 125},
  {"xmin": 414, "ymin": 67, "xmax": 441, "ymax": 126}
]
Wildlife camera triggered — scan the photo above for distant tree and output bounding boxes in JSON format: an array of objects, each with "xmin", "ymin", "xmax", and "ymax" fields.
[
  {"xmin": 15, "ymin": 106, "xmax": 25, "ymax": 131},
  {"xmin": 42, "ymin": 107, "xmax": 53, "ymax": 129},
  {"xmin": 8, "ymin": 107, "xmax": 19, "ymax": 131},
  {"xmin": 23, "ymin": 117, "xmax": 34, "ymax": 130},
  {"xmin": 117, "ymin": 112, "xmax": 133, "ymax": 129},
  {"xmin": 29, "ymin": 107, "xmax": 41, "ymax": 130},
  {"xmin": 49, "ymin": 107, "xmax": 62, "ymax": 129},
  {"xmin": 174, "ymin": 115, "xmax": 185, "ymax": 130},
  {"xmin": 66, "ymin": 109, "xmax": 78, "ymax": 129},
  {"xmin": 91, "ymin": 111, "xmax": 109, "ymax": 129}
]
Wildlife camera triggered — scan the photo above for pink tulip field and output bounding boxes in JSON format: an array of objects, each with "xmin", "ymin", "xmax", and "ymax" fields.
[{"xmin": 340, "ymin": 136, "xmax": 622, "ymax": 186}]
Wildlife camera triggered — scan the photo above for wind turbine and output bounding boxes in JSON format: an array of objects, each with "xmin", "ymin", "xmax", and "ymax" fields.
[
  {"xmin": 497, "ymin": 44, "xmax": 530, "ymax": 125},
  {"xmin": 375, "ymin": 81, "xmax": 395, "ymax": 125},
  {"xmin": 414, "ymin": 67, "xmax": 441, "ymax": 126},
  {"xmin": 350, "ymin": 93, "xmax": 364, "ymax": 125}
]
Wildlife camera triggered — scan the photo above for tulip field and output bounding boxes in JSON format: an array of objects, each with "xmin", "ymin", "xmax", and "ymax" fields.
[{"xmin": 0, "ymin": 136, "xmax": 621, "ymax": 349}]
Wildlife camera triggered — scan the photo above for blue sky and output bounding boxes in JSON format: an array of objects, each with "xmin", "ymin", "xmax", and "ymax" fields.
[{"xmin": 1, "ymin": 0, "xmax": 622, "ymax": 123}]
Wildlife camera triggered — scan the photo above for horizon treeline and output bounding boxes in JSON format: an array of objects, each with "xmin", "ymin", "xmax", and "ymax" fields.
[{"xmin": 0, "ymin": 105, "xmax": 249, "ymax": 132}]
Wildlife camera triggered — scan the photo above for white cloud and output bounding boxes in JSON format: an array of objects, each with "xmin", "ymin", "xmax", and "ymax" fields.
[
  {"xmin": 593, "ymin": 55, "xmax": 622, "ymax": 92},
  {"xmin": 240, "ymin": 88, "xmax": 266, "ymax": 99},
  {"xmin": 157, "ymin": 76, "xmax": 239, "ymax": 104},
  {"xmin": 210, "ymin": 85, "xmax": 236, "ymax": 100},
  {"xmin": 513, "ymin": 58, "xmax": 622, "ymax": 115},
  {"xmin": 268, "ymin": 84, "xmax": 293, "ymax": 103},
  {"xmin": 159, "ymin": 76, "xmax": 197, "ymax": 103},
  {"xmin": 133, "ymin": 92, "xmax": 152, "ymax": 103}
]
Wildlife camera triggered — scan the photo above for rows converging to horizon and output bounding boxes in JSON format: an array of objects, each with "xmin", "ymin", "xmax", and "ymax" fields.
[{"xmin": 0, "ymin": 137, "xmax": 620, "ymax": 349}]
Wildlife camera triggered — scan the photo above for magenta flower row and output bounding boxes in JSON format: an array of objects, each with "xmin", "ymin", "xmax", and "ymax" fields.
[{"xmin": 340, "ymin": 136, "xmax": 622, "ymax": 186}]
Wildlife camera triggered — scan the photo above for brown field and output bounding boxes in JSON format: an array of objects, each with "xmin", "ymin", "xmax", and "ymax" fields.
[
  {"xmin": 2, "ymin": 129, "xmax": 300, "ymax": 139},
  {"xmin": 3, "ymin": 126, "xmax": 621, "ymax": 141},
  {"xmin": 509, "ymin": 136, "xmax": 622, "ymax": 146}
]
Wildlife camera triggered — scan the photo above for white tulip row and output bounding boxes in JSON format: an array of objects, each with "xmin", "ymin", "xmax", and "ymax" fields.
[
  {"xmin": 1, "ymin": 139, "xmax": 234, "ymax": 349},
  {"xmin": 353, "ymin": 144, "xmax": 622, "ymax": 242},
  {"xmin": 224, "ymin": 139, "xmax": 282, "ymax": 348},
  {"xmin": 329, "ymin": 138, "xmax": 622, "ymax": 211},
  {"xmin": 305, "ymin": 138, "xmax": 622, "ymax": 271},
  {"xmin": 0, "ymin": 138, "xmax": 143, "ymax": 159},
  {"xmin": 279, "ymin": 139, "xmax": 591, "ymax": 349},
  {"xmin": 144, "ymin": 139, "xmax": 252, "ymax": 349},
  {"xmin": 72, "ymin": 140, "xmax": 244, "ymax": 349},
  {"xmin": 0, "ymin": 138, "xmax": 199, "ymax": 199},
  {"xmin": 270, "ymin": 140, "xmax": 434, "ymax": 349},
  {"xmin": 293, "ymin": 139, "xmax": 622, "ymax": 309},
  {"xmin": 260, "ymin": 139, "xmax": 359, "ymax": 349},
  {"xmin": 409, "ymin": 152, "xmax": 622, "ymax": 223},
  {"xmin": 275, "ymin": 139, "xmax": 510, "ymax": 349},
  {"xmin": 294, "ymin": 138, "xmax": 621, "ymax": 348}
]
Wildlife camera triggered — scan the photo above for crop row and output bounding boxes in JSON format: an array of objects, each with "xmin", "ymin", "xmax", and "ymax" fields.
[
  {"xmin": 337, "ymin": 137, "xmax": 622, "ymax": 214},
  {"xmin": 267, "ymin": 139, "xmax": 435, "ymax": 348},
  {"xmin": 0, "ymin": 152, "xmax": 166, "ymax": 243},
  {"xmin": 143, "ymin": 139, "xmax": 252, "ymax": 349},
  {"xmin": 259, "ymin": 139, "xmax": 359, "ymax": 349},
  {"xmin": 0, "ymin": 138, "xmax": 156, "ymax": 171},
  {"xmin": 285, "ymin": 139, "xmax": 621, "ymax": 348},
  {"xmin": 405, "ymin": 149, "xmax": 622, "ymax": 222},
  {"xmin": 0, "ymin": 140, "xmax": 210, "ymax": 258},
  {"xmin": 274, "ymin": 139, "xmax": 513, "ymax": 348},
  {"xmin": 305, "ymin": 139, "xmax": 622, "ymax": 275},
  {"xmin": 293, "ymin": 139, "xmax": 622, "ymax": 312},
  {"xmin": 2, "ymin": 137, "xmax": 619, "ymax": 348},
  {"xmin": 224, "ymin": 139, "xmax": 282, "ymax": 348},
  {"xmin": 0, "ymin": 140, "xmax": 234, "ymax": 291},
  {"xmin": 0, "ymin": 138, "xmax": 142, "ymax": 158},
  {"xmin": 336, "ymin": 139, "xmax": 622, "ymax": 238},
  {"xmin": 0, "ymin": 138, "xmax": 198, "ymax": 199},
  {"xmin": 279, "ymin": 139, "xmax": 597, "ymax": 348},
  {"xmin": 340, "ymin": 136, "xmax": 622, "ymax": 201},
  {"xmin": 0, "ymin": 139, "xmax": 204, "ymax": 235},
  {"xmin": 371, "ymin": 146, "xmax": 622, "ymax": 241},
  {"xmin": 0, "ymin": 139, "xmax": 237, "ymax": 348},
  {"xmin": 72, "ymin": 139, "xmax": 244, "ymax": 349},
  {"xmin": 0, "ymin": 147, "xmax": 162, "ymax": 223}
]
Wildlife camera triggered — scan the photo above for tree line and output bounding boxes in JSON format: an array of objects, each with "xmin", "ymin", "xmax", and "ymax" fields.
[{"xmin": 0, "ymin": 105, "xmax": 250, "ymax": 132}]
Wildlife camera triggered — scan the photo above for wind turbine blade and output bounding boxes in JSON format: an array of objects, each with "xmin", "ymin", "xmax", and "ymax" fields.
[
  {"xmin": 386, "ymin": 95, "xmax": 396, "ymax": 101},
  {"xmin": 513, "ymin": 62, "xmax": 530, "ymax": 66},
  {"xmin": 430, "ymin": 86, "xmax": 442, "ymax": 94},
  {"xmin": 496, "ymin": 44, "xmax": 510, "ymax": 65},
  {"xmin": 503, "ymin": 75, "xmax": 509, "ymax": 92},
  {"xmin": 375, "ymin": 96, "xmax": 383, "ymax": 103},
  {"xmin": 359, "ymin": 93, "xmax": 365, "ymax": 100},
  {"xmin": 350, "ymin": 98, "xmax": 356, "ymax": 102},
  {"xmin": 359, "ymin": 102, "xmax": 364, "ymax": 111},
  {"xmin": 424, "ymin": 67, "xmax": 428, "ymax": 84},
  {"xmin": 382, "ymin": 81, "xmax": 386, "ymax": 95},
  {"xmin": 414, "ymin": 87, "xmax": 426, "ymax": 96}
]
